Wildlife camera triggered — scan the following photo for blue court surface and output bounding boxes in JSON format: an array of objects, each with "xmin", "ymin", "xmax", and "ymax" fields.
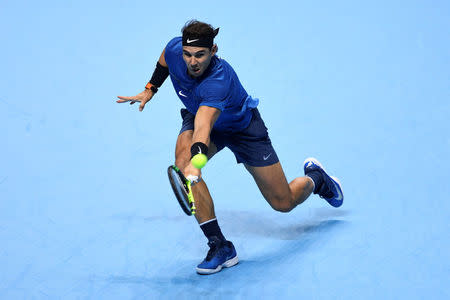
[{"xmin": 1, "ymin": 1, "xmax": 449, "ymax": 299}]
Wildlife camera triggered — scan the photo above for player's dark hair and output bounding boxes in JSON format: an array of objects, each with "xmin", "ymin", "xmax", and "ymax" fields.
[{"xmin": 181, "ymin": 20, "xmax": 219, "ymax": 49}]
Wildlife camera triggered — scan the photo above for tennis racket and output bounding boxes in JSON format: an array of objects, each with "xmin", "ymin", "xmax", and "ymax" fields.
[{"xmin": 167, "ymin": 165, "xmax": 196, "ymax": 216}]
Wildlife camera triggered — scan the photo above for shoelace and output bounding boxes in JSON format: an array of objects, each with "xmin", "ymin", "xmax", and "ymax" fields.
[
  {"xmin": 205, "ymin": 242, "xmax": 219, "ymax": 261},
  {"xmin": 205, "ymin": 239, "xmax": 228, "ymax": 261},
  {"xmin": 319, "ymin": 179, "xmax": 334, "ymax": 199}
]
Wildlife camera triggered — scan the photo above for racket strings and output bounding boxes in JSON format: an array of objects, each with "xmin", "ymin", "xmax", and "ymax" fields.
[{"xmin": 168, "ymin": 165, "xmax": 196, "ymax": 215}]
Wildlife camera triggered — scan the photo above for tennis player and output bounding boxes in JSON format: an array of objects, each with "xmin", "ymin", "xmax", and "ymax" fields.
[{"xmin": 117, "ymin": 20, "xmax": 344, "ymax": 275}]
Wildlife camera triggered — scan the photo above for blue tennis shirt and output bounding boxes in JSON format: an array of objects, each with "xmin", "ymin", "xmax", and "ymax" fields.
[{"xmin": 164, "ymin": 37, "xmax": 258, "ymax": 132}]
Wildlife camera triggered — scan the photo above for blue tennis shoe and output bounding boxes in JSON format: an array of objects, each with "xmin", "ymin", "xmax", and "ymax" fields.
[
  {"xmin": 196, "ymin": 236, "xmax": 239, "ymax": 275},
  {"xmin": 303, "ymin": 157, "xmax": 344, "ymax": 207}
]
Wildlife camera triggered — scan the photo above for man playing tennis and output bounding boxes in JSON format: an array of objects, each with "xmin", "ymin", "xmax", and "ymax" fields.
[{"xmin": 117, "ymin": 20, "xmax": 343, "ymax": 275}]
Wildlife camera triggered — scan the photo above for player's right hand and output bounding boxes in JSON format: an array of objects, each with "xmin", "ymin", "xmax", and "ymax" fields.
[{"xmin": 116, "ymin": 89, "xmax": 154, "ymax": 111}]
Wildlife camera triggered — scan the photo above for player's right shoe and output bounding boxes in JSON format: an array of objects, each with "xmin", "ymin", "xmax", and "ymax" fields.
[
  {"xmin": 303, "ymin": 157, "xmax": 344, "ymax": 207},
  {"xmin": 196, "ymin": 236, "xmax": 239, "ymax": 275}
]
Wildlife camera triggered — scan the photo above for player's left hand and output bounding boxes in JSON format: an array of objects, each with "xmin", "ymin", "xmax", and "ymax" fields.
[
  {"xmin": 184, "ymin": 162, "xmax": 202, "ymax": 184},
  {"xmin": 116, "ymin": 89, "xmax": 154, "ymax": 111}
]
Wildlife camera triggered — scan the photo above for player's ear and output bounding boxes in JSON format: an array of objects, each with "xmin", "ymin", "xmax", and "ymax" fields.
[{"xmin": 211, "ymin": 44, "xmax": 218, "ymax": 56}]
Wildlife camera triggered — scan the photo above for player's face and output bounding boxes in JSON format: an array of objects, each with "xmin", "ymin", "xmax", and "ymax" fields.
[{"xmin": 182, "ymin": 45, "xmax": 217, "ymax": 77}]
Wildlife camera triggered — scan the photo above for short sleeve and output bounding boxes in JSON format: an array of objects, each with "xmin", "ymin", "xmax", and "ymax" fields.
[{"xmin": 164, "ymin": 37, "xmax": 182, "ymax": 69}]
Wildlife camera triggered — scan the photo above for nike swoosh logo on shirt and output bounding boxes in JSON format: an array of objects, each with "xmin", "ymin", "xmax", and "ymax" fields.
[
  {"xmin": 178, "ymin": 91, "xmax": 187, "ymax": 97},
  {"xmin": 186, "ymin": 38, "xmax": 199, "ymax": 44},
  {"xmin": 263, "ymin": 153, "xmax": 272, "ymax": 160}
]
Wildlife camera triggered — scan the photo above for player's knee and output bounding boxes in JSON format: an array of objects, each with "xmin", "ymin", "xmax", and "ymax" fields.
[
  {"xmin": 269, "ymin": 196, "xmax": 294, "ymax": 213},
  {"xmin": 272, "ymin": 204, "xmax": 293, "ymax": 213}
]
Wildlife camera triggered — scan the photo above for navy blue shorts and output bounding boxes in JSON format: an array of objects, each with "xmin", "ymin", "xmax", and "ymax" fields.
[{"xmin": 179, "ymin": 108, "xmax": 279, "ymax": 167}]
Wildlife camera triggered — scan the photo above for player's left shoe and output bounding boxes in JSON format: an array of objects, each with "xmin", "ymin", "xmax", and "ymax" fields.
[{"xmin": 303, "ymin": 157, "xmax": 344, "ymax": 207}]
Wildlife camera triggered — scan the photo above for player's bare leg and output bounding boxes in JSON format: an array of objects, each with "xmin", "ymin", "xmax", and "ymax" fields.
[
  {"xmin": 245, "ymin": 162, "xmax": 314, "ymax": 212},
  {"xmin": 175, "ymin": 130, "xmax": 218, "ymax": 224},
  {"xmin": 175, "ymin": 129, "xmax": 238, "ymax": 274}
]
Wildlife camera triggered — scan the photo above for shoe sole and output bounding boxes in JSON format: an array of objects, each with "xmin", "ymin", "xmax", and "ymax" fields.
[
  {"xmin": 329, "ymin": 176, "xmax": 344, "ymax": 207},
  {"xmin": 196, "ymin": 255, "xmax": 239, "ymax": 275},
  {"xmin": 303, "ymin": 157, "xmax": 344, "ymax": 207}
]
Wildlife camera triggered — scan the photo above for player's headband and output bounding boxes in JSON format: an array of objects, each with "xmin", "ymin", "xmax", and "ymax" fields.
[{"xmin": 182, "ymin": 28, "xmax": 219, "ymax": 48}]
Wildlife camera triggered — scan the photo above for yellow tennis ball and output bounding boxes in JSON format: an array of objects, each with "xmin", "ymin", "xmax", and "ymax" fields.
[{"xmin": 191, "ymin": 153, "xmax": 208, "ymax": 169}]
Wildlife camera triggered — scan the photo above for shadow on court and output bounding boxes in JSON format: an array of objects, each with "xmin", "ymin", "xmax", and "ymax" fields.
[{"xmin": 104, "ymin": 210, "xmax": 349, "ymax": 298}]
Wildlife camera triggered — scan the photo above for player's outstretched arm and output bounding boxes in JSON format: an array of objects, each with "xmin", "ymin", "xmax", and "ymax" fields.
[
  {"xmin": 183, "ymin": 106, "xmax": 221, "ymax": 180},
  {"xmin": 116, "ymin": 49, "xmax": 168, "ymax": 112},
  {"xmin": 192, "ymin": 105, "xmax": 221, "ymax": 147}
]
